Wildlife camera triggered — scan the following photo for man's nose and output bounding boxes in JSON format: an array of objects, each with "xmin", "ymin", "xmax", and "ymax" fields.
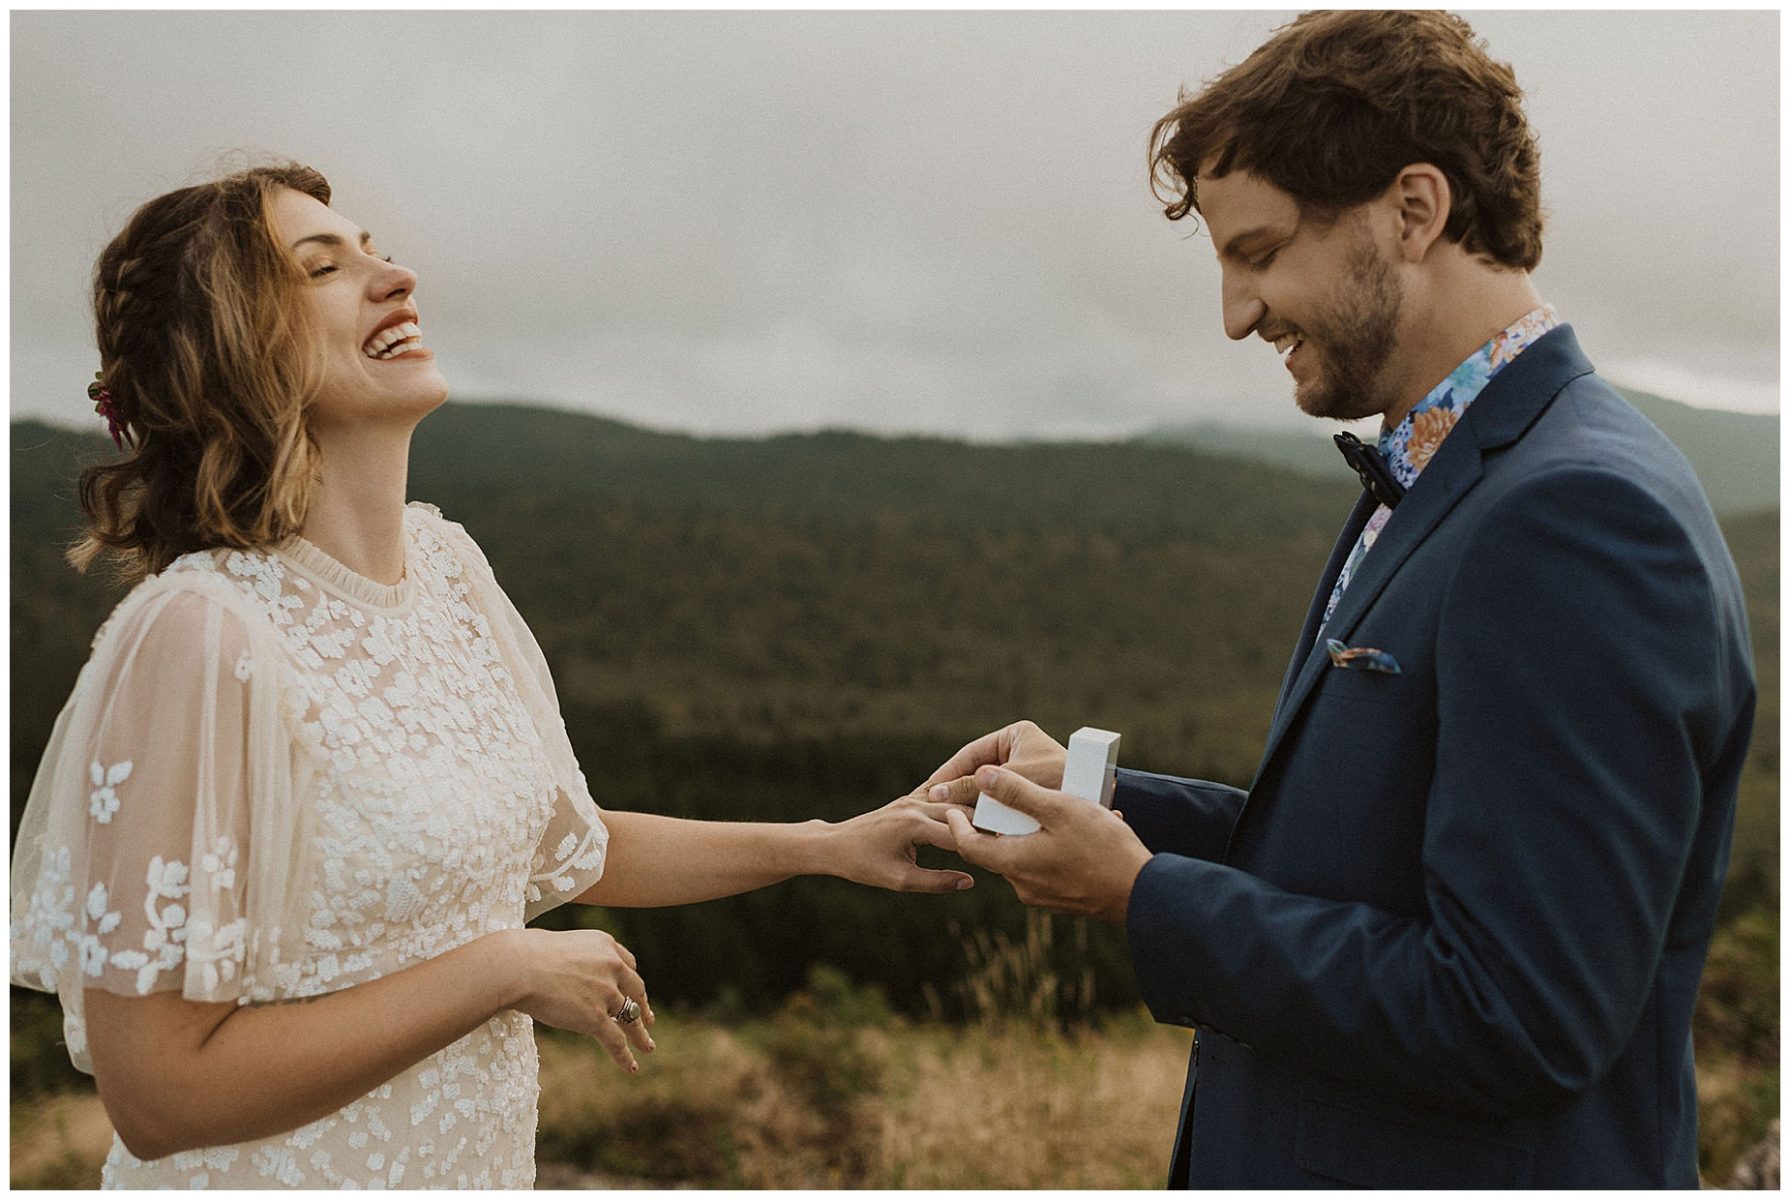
[{"xmin": 1220, "ymin": 268, "xmax": 1264, "ymax": 341}]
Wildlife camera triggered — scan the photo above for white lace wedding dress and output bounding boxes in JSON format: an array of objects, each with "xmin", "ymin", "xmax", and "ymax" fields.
[{"xmin": 11, "ymin": 502, "xmax": 610, "ymax": 1188}]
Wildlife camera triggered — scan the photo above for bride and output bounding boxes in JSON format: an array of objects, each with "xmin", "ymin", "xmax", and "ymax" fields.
[{"xmin": 9, "ymin": 161, "xmax": 975, "ymax": 1189}]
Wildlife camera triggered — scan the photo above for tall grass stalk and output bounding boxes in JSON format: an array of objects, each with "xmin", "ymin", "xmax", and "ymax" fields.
[{"xmin": 952, "ymin": 910, "xmax": 1097, "ymax": 1030}]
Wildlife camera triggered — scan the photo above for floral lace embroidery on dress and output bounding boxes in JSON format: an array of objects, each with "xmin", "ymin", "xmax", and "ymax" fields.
[{"xmin": 10, "ymin": 502, "xmax": 607, "ymax": 1189}]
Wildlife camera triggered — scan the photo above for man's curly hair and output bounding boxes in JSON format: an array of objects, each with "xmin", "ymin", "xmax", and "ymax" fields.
[{"xmin": 1149, "ymin": 10, "xmax": 1544, "ymax": 271}]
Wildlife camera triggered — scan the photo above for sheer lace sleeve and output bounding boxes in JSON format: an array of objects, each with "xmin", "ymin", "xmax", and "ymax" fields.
[
  {"xmin": 11, "ymin": 572, "xmax": 304, "ymax": 1071},
  {"xmin": 420, "ymin": 506, "xmax": 609, "ymax": 920}
]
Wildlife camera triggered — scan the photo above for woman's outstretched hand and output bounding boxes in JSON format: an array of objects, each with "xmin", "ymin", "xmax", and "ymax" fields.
[
  {"xmin": 823, "ymin": 792, "xmax": 978, "ymax": 893},
  {"xmin": 505, "ymin": 928, "xmax": 656, "ymax": 1073}
]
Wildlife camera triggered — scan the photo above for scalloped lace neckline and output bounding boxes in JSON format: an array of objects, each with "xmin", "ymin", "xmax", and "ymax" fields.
[{"xmin": 273, "ymin": 520, "xmax": 416, "ymax": 613}]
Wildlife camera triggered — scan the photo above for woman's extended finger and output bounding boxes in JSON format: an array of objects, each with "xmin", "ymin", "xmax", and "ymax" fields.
[
  {"xmin": 612, "ymin": 968, "xmax": 655, "ymax": 1054},
  {"xmin": 894, "ymin": 864, "xmax": 976, "ymax": 893},
  {"xmin": 908, "ymin": 811, "xmax": 968, "ymax": 853},
  {"xmin": 916, "ymin": 800, "xmax": 976, "ymax": 823},
  {"xmin": 590, "ymin": 1000, "xmax": 642, "ymax": 1074},
  {"xmin": 617, "ymin": 995, "xmax": 655, "ymax": 1055}
]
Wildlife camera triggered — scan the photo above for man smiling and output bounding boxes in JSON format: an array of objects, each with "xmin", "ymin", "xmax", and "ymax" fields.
[{"xmin": 927, "ymin": 10, "xmax": 1755, "ymax": 1188}]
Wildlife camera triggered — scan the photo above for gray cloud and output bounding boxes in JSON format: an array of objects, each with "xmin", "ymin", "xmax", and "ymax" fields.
[{"xmin": 12, "ymin": 10, "xmax": 1778, "ymax": 440}]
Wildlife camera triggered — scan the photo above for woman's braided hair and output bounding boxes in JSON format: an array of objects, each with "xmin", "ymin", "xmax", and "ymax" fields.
[{"xmin": 70, "ymin": 161, "xmax": 333, "ymax": 582}]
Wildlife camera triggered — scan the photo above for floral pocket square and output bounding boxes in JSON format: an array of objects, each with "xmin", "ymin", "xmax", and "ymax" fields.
[{"xmin": 1325, "ymin": 638, "xmax": 1402, "ymax": 674}]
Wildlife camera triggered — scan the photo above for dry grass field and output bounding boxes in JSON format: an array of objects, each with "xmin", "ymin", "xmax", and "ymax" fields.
[
  {"xmin": 13, "ymin": 991, "xmax": 1777, "ymax": 1189},
  {"xmin": 9, "ymin": 1004, "xmax": 1190, "ymax": 1190},
  {"xmin": 10, "ymin": 906, "xmax": 1777, "ymax": 1190},
  {"xmin": 534, "ymin": 1008, "xmax": 1189, "ymax": 1188}
]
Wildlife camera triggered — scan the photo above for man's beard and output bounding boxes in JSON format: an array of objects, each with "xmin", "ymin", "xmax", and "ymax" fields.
[{"xmin": 1292, "ymin": 236, "xmax": 1403, "ymax": 422}]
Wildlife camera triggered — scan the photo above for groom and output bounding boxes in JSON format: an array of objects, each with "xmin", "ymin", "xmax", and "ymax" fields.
[{"xmin": 925, "ymin": 10, "xmax": 1754, "ymax": 1189}]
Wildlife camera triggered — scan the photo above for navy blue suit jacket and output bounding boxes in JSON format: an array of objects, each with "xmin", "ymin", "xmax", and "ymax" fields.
[{"xmin": 1118, "ymin": 326, "xmax": 1755, "ymax": 1188}]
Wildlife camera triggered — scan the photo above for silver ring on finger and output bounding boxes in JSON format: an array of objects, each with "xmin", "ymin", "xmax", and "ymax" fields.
[{"xmin": 613, "ymin": 997, "xmax": 642, "ymax": 1026}]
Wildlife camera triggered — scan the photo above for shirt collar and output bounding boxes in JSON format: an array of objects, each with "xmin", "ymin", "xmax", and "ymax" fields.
[{"xmin": 1377, "ymin": 303, "xmax": 1560, "ymax": 488}]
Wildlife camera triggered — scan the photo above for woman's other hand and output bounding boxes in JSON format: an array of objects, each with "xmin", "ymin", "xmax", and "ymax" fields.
[{"xmin": 506, "ymin": 928, "xmax": 655, "ymax": 1072}]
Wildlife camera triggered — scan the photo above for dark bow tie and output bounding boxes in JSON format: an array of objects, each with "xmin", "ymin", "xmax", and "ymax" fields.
[{"xmin": 1334, "ymin": 432, "xmax": 1407, "ymax": 510}]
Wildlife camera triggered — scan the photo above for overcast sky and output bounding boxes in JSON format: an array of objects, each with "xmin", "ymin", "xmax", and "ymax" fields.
[{"xmin": 11, "ymin": 10, "xmax": 1779, "ymax": 441}]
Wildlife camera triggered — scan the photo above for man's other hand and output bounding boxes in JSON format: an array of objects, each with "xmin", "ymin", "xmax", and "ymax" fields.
[
  {"xmin": 921, "ymin": 720, "xmax": 1068, "ymax": 808},
  {"xmin": 945, "ymin": 765, "xmax": 1153, "ymax": 925}
]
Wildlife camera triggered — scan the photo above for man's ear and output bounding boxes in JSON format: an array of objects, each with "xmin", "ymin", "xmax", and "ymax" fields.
[{"xmin": 1389, "ymin": 163, "xmax": 1452, "ymax": 263}]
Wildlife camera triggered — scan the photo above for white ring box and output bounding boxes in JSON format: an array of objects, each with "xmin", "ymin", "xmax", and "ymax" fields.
[{"xmin": 971, "ymin": 727, "xmax": 1120, "ymax": 835}]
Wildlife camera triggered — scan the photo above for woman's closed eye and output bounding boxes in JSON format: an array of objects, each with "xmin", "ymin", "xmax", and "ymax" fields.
[{"xmin": 308, "ymin": 253, "xmax": 396, "ymax": 279}]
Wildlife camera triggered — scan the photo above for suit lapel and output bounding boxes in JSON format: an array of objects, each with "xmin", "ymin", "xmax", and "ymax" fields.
[
  {"xmin": 1315, "ymin": 430, "xmax": 1484, "ymax": 650},
  {"xmin": 1268, "ymin": 490, "xmax": 1377, "ymax": 729},
  {"xmin": 1247, "ymin": 433, "xmax": 1484, "ymax": 787},
  {"xmin": 1246, "ymin": 324, "xmax": 1595, "ymax": 792}
]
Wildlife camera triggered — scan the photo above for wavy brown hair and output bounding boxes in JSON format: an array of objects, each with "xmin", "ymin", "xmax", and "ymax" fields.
[
  {"xmin": 1149, "ymin": 10, "xmax": 1543, "ymax": 271},
  {"xmin": 69, "ymin": 161, "xmax": 333, "ymax": 583}
]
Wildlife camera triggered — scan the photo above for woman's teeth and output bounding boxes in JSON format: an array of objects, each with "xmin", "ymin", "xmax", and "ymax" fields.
[{"xmin": 363, "ymin": 321, "xmax": 424, "ymax": 360}]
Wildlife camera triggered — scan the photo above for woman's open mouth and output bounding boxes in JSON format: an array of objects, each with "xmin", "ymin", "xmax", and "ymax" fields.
[{"xmin": 363, "ymin": 321, "xmax": 427, "ymax": 361}]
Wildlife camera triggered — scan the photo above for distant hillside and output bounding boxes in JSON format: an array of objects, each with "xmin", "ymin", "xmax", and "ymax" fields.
[
  {"xmin": 11, "ymin": 409, "xmax": 1367, "ymax": 1012},
  {"xmin": 1142, "ymin": 386, "xmax": 1779, "ymax": 514},
  {"xmin": 12, "ymin": 406, "xmax": 1360, "ymax": 783},
  {"xmin": 401, "ymin": 401, "xmax": 1352, "ymax": 542},
  {"xmin": 11, "ymin": 406, "xmax": 1777, "ymax": 1012},
  {"xmin": 16, "ymin": 396, "xmax": 1776, "ymax": 772}
]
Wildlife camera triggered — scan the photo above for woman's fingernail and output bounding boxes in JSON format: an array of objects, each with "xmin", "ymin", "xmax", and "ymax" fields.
[{"xmin": 956, "ymin": 877, "xmax": 974, "ymax": 890}]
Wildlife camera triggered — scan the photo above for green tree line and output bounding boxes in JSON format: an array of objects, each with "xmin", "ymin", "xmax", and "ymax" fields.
[{"xmin": 11, "ymin": 406, "xmax": 1778, "ymax": 1020}]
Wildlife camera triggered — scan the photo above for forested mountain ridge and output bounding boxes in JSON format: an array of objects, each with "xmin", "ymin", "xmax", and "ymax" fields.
[
  {"xmin": 1143, "ymin": 385, "xmax": 1780, "ymax": 515},
  {"xmin": 11, "ymin": 406, "xmax": 1778, "ymax": 1014}
]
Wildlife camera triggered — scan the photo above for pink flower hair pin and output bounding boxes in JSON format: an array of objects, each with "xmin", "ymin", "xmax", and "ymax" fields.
[{"xmin": 88, "ymin": 372, "xmax": 133, "ymax": 450}]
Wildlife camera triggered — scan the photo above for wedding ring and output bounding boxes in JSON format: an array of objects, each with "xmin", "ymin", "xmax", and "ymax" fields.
[{"xmin": 613, "ymin": 997, "xmax": 642, "ymax": 1026}]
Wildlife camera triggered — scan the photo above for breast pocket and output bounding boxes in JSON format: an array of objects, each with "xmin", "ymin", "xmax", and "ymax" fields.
[
  {"xmin": 1300, "ymin": 663, "xmax": 1431, "ymax": 779},
  {"xmin": 1252, "ymin": 660, "xmax": 1435, "ymax": 904},
  {"xmin": 1313, "ymin": 656, "xmax": 1410, "ymax": 708},
  {"xmin": 1294, "ymin": 1097, "xmax": 1536, "ymax": 1188}
]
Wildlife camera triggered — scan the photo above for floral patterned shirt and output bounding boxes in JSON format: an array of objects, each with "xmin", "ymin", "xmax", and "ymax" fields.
[{"xmin": 1320, "ymin": 304, "xmax": 1561, "ymax": 630}]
